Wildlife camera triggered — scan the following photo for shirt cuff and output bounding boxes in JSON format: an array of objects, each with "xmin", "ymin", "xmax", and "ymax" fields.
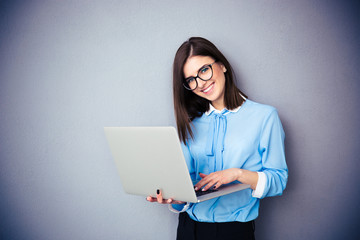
[
  {"xmin": 252, "ymin": 172, "xmax": 266, "ymax": 198},
  {"xmin": 168, "ymin": 202, "xmax": 190, "ymax": 213}
]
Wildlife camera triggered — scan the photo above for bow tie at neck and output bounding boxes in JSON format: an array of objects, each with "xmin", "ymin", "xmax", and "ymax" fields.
[{"xmin": 205, "ymin": 109, "xmax": 229, "ymax": 157}]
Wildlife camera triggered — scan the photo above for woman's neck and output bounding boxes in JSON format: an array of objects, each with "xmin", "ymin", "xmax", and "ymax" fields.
[{"xmin": 211, "ymin": 99, "xmax": 226, "ymax": 111}]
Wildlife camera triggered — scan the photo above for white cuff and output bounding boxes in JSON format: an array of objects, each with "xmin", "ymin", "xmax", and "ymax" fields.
[
  {"xmin": 168, "ymin": 202, "xmax": 190, "ymax": 213},
  {"xmin": 252, "ymin": 172, "xmax": 266, "ymax": 198}
]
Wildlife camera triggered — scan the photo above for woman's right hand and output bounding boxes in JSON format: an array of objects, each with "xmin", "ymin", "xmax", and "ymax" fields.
[{"xmin": 146, "ymin": 189, "xmax": 185, "ymax": 205}]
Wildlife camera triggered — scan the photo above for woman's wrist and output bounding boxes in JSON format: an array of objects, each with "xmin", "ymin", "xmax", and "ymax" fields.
[
  {"xmin": 168, "ymin": 202, "xmax": 190, "ymax": 213},
  {"xmin": 236, "ymin": 168, "xmax": 242, "ymax": 182},
  {"xmin": 236, "ymin": 168, "xmax": 258, "ymax": 190},
  {"xmin": 236, "ymin": 168, "xmax": 245, "ymax": 183}
]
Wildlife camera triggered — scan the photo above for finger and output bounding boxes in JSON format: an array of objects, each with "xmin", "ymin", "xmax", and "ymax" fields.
[
  {"xmin": 156, "ymin": 189, "xmax": 163, "ymax": 203},
  {"xmin": 195, "ymin": 173, "xmax": 217, "ymax": 190},
  {"xmin": 195, "ymin": 177, "xmax": 212, "ymax": 191},
  {"xmin": 146, "ymin": 196, "xmax": 157, "ymax": 202},
  {"xmin": 213, "ymin": 181, "xmax": 223, "ymax": 190},
  {"xmin": 202, "ymin": 179, "xmax": 219, "ymax": 191},
  {"xmin": 194, "ymin": 180, "xmax": 204, "ymax": 191},
  {"xmin": 194, "ymin": 173, "xmax": 206, "ymax": 190},
  {"xmin": 199, "ymin": 172, "xmax": 208, "ymax": 178},
  {"xmin": 169, "ymin": 199, "xmax": 186, "ymax": 204},
  {"xmin": 166, "ymin": 198, "xmax": 186, "ymax": 205}
]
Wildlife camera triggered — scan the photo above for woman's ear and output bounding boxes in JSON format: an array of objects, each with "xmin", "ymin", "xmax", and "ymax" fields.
[{"xmin": 220, "ymin": 63, "xmax": 227, "ymax": 73}]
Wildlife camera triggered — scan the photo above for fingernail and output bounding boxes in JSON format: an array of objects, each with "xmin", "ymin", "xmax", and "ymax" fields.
[
  {"xmin": 157, "ymin": 189, "xmax": 160, "ymax": 194},
  {"xmin": 194, "ymin": 187, "xmax": 198, "ymax": 191},
  {"xmin": 167, "ymin": 199, "xmax": 172, "ymax": 203},
  {"xmin": 202, "ymin": 188, "xmax": 205, "ymax": 191}
]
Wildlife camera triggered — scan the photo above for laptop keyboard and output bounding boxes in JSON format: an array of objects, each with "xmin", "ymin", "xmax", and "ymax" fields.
[{"xmin": 195, "ymin": 189, "xmax": 218, "ymax": 197}]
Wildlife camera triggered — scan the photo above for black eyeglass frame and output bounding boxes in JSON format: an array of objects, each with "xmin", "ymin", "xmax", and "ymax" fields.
[{"xmin": 183, "ymin": 62, "xmax": 217, "ymax": 91}]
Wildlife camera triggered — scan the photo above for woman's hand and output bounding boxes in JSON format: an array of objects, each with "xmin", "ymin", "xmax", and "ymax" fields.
[
  {"xmin": 146, "ymin": 189, "xmax": 185, "ymax": 205},
  {"xmin": 194, "ymin": 168, "xmax": 259, "ymax": 191}
]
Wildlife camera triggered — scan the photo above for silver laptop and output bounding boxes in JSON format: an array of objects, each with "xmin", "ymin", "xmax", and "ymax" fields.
[{"xmin": 104, "ymin": 127, "xmax": 250, "ymax": 203}]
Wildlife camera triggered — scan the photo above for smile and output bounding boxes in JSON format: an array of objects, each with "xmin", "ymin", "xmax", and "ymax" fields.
[{"xmin": 202, "ymin": 82, "xmax": 214, "ymax": 93}]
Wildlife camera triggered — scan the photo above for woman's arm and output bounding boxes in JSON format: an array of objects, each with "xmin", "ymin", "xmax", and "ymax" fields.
[
  {"xmin": 195, "ymin": 109, "xmax": 288, "ymax": 198},
  {"xmin": 194, "ymin": 168, "xmax": 258, "ymax": 191}
]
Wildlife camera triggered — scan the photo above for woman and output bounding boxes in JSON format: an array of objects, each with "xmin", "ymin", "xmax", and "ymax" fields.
[{"xmin": 147, "ymin": 37, "xmax": 288, "ymax": 240}]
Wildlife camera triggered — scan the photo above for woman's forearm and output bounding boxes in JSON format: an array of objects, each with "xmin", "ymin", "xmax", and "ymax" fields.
[{"xmin": 236, "ymin": 169, "xmax": 259, "ymax": 190}]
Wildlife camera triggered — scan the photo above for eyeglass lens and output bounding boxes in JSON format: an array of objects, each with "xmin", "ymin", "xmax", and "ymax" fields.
[{"xmin": 184, "ymin": 64, "xmax": 213, "ymax": 90}]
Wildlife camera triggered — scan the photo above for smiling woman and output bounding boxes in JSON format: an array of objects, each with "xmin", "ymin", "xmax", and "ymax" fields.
[
  {"xmin": 183, "ymin": 57, "xmax": 226, "ymax": 110},
  {"xmin": 146, "ymin": 37, "xmax": 288, "ymax": 240},
  {"xmin": 172, "ymin": 37, "xmax": 248, "ymax": 143}
]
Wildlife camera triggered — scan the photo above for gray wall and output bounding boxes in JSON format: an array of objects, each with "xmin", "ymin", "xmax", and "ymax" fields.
[{"xmin": 1, "ymin": 1, "xmax": 359, "ymax": 239}]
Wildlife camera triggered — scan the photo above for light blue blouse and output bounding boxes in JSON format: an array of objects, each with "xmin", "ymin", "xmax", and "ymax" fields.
[{"xmin": 172, "ymin": 99, "xmax": 288, "ymax": 223}]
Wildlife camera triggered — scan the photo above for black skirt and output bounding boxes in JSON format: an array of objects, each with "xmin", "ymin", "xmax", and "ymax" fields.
[{"xmin": 176, "ymin": 212, "xmax": 255, "ymax": 240}]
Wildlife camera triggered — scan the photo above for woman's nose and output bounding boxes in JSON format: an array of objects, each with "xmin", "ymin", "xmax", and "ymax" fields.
[{"xmin": 197, "ymin": 78, "xmax": 207, "ymax": 89}]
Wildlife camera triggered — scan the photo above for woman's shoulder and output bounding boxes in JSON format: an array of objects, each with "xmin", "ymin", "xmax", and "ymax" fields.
[
  {"xmin": 243, "ymin": 99, "xmax": 277, "ymax": 116},
  {"xmin": 238, "ymin": 99, "xmax": 282, "ymax": 129}
]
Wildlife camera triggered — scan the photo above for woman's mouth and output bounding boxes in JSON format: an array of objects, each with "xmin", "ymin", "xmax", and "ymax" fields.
[{"xmin": 202, "ymin": 82, "xmax": 214, "ymax": 94}]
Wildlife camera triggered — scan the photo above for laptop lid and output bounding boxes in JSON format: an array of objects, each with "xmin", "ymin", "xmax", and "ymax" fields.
[{"xmin": 104, "ymin": 127, "xmax": 198, "ymax": 203}]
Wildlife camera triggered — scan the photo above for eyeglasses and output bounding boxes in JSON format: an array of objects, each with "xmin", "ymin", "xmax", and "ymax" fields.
[{"xmin": 183, "ymin": 62, "xmax": 216, "ymax": 90}]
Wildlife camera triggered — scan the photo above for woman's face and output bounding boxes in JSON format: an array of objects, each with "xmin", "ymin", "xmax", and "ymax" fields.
[{"xmin": 183, "ymin": 55, "xmax": 227, "ymax": 110}]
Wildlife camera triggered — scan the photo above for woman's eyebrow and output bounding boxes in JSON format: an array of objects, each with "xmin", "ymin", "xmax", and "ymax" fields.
[
  {"xmin": 198, "ymin": 63, "xmax": 211, "ymax": 70},
  {"xmin": 186, "ymin": 63, "xmax": 211, "ymax": 78}
]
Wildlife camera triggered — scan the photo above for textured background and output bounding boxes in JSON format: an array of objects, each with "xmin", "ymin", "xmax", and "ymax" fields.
[{"xmin": 1, "ymin": 0, "xmax": 359, "ymax": 239}]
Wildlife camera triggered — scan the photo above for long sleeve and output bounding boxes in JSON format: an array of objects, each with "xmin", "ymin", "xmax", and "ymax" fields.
[
  {"xmin": 252, "ymin": 172, "xmax": 267, "ymax": 198},
  {"xmin": 258, "ymin": 109, "xmax": 288, "ymax": 198},
  {"xmin": 168, "ymin": 202, "xmax": 191, "ymax": 213}
]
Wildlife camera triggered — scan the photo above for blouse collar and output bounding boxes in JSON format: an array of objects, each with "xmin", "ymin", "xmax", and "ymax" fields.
[{"xmin": 205, "ymin": 103, "xmax": 243, "ymax": 116}]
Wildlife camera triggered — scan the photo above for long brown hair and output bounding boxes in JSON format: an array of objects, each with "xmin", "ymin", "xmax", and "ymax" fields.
[{"xmin": 173, "ymin": 37, "xmax": 247, "ymax": 143}]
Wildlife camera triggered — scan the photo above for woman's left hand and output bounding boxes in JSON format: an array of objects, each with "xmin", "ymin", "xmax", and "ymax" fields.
[{"xmin": 194, "ymin": 168, "xmax": 242, "ymax": 191}]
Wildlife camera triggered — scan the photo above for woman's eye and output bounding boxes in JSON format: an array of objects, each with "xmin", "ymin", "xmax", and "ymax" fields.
[
  {"xmin": 200, "ymin": 66, "xmax": 209, "ymax": 73},
  {"xmin": 186, "ymin": 77, "xmax": 195, "ymax": 83}
]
